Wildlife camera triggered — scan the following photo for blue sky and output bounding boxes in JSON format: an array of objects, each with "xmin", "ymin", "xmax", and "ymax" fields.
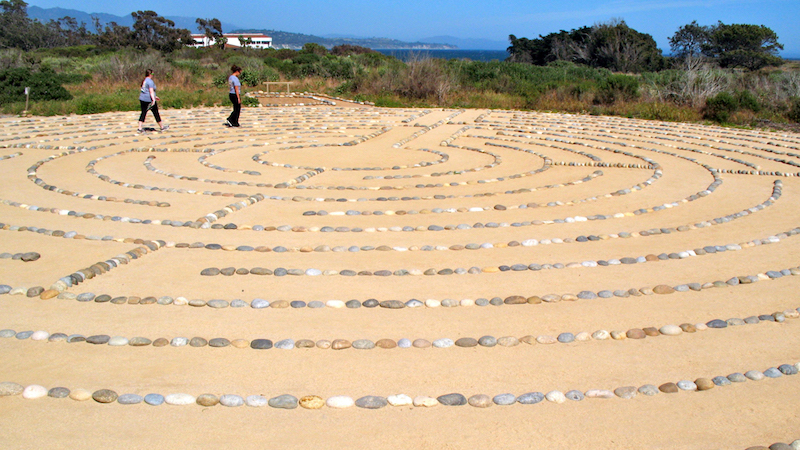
[{"xmin": 27, "ymin": 0, "xmax": 799, "ymax": 55}]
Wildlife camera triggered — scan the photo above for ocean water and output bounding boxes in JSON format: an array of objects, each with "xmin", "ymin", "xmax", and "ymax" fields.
[{"xmin": 376, "ymin": 49, "xmax": 508, "ymax": 62}]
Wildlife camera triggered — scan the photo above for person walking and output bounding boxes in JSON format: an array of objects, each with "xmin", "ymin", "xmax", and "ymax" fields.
[
  {"xmin": 137, "ymin": 69, "xmax": 169, "ymax": 133},
  {"xmin": 226, "ymin": 65, "xmax": 242, "ymax": 127}
]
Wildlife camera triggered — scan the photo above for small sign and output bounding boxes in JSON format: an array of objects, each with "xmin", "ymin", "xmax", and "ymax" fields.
[{"xmin": 24, "ymin": 87, "xmax": 29, "ymax": 95}]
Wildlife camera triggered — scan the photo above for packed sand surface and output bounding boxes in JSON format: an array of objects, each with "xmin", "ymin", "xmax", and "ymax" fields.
[{"xmin": 0, "ymin": 104, "xmax": 799, "ymax": 449}]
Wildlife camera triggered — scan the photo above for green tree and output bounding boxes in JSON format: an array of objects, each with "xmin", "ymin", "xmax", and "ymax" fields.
[
  {"xmin": 669, "ymin": 20, "xmax": 711, "ymax": 59},
  {"xmin": 703, "ymin": 22, "xmax": 783, "ymax": 70},
  {"xmin": 195, "ymin": 17, "xmax": 223, "ymax": 47},
  {"xmin": 93, "ymin": 17, "xmax": 134, "ymax": 49},
  {"xmin": 131, "ymin": 10, "xmax": 192, "ymax": 53}
]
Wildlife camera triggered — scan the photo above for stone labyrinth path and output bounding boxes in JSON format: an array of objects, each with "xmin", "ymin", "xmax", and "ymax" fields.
[{"xmin": 1, "ymin": 104, "xmax": 799, "ymax": 449}]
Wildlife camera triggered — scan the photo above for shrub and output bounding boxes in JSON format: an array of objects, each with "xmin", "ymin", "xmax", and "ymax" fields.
[
  {"xmin": 735, "ymin": 90, "xmax": 761, "ymax": 112},
  {"xmin": 596, "ymin": 74, "xmax": 639, "ymax": 104},
  {"xmin": 788, "ymin": 98, "xmax": 800, "ymax": 123},
  {"xmin": 0, "ymin": 68, "xmax": 73, "ymax": 104},
  {"xmin": 704, "ymin": 92, "xmax": 738, "ymax": 122}
]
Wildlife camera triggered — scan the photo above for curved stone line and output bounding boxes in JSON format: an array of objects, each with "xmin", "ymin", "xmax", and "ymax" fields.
[
  {"xmin": 43, "ymin": 262, "xmax": 800, "ymax": 310},
  {"xmin": 495, "ymin": 114, "xmax": 800, "ymax": 172},
  {"xmin": 145, "ymin": 152, "xmax": 603, "ymax": 204},
  {"xmin": 1, "ymin": 360, "xmax": 797, "ymax": 407},
  {"xmin": 0, "ymin": 252, "xmax": 40, "ymax": 262},
  {"xmin": 25, "ymin": 147, "xmax": 171, "ymax": 207},
  {"xmin": 2, "ymin": 307, "xmax": 797, "ymax": 351},
  {"xmin": 194, "ymin": 223, "xmax": 799, "ymax": 279},
  {"xmin": 0, "ymin": 151, "xmax": 22, "ymax": 161},
  {"xmin": 253, "ymin": 146, "xmax": 448, "ymax": 172}
]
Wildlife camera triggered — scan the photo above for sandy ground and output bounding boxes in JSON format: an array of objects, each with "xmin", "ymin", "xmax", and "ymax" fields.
[{"xmin": 0, "ymin": 104, "xmax": 799, "ymax": 449}]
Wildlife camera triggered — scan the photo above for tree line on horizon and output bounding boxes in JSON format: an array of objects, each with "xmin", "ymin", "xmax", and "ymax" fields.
[{"xmin": 508, "ymin": 18, "xmax": 784, "ymax": 72}]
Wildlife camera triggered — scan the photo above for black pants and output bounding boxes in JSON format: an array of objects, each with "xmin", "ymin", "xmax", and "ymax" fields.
[
  {"xmin": 227, "ymin": 93, "xmax": 241, "ymax": 126},
  {"xmin": 139, "ymin": 100, "xmax": 161, "ymax": 123}
]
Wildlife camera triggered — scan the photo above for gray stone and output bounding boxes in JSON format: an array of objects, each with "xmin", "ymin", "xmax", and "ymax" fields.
[
  {"xmin": 493, "ymin": 393, "xmax": 516, "ymax": 405},
  {"xmin": 144, "ymin": 394, "xmax": 164, "ymax": 406},
  {"xmin": 437, "ymin": 393, "xmax": 467, "ymax": 406},
  {"xmin": 48, "ymin": 387, "xmax": 70, "ymax": 398},
  {"xmin": 355, "ymin": 396, "xmax": 388, "ymax": 409},
  {"xmin": 269, "ymin": 394, "xmax": 298, "ymax": 409},
  {"xmin": 517, "ymin": 392, "xmax": 544, "ymax": 404},
  {"xmin": 118, "ymin": 394, "xmax": 143, "ymax": 405}
]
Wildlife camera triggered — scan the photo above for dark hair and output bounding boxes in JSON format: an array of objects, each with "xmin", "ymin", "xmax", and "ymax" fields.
[
  {"xmin": 141, "ymin": 69, "xmax": 153, "ymax": 87},
  {"xmin": 231, "ymin": 65, "xmax": 242, "ymax": 74}
]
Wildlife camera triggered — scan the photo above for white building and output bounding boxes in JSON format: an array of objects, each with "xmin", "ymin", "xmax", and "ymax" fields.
[{"xmin": 191, "ymin": 33, "xmax": 273, "ymax": 49}]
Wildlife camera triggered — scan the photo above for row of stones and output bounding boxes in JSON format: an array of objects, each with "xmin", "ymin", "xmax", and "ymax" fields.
[
  {"xmin": 149, "ymin": 147, "xmax": 602, "ymax": 202},
  {"xmin": 3, "ymin": 306, "xmax": 796, "ymax": 350},
  {"xmin": 14, "ymin": 259, "xmax": 800, "ymax": 311},
  {"xmin": 390, "ymin": 110, "xmax": 465, "ymax": 149},
  {"xmin": 253, "ymin": 145, "xmax": 448, "ymax": 172},
  {"xmin": 492, "ymin": 116, "xmax": 800, "ymax": 174},
  {"xmin": 2, "ymin": 361, "xmax": 798, "ymax": 408},
  {"xmin": 0, "ymin": 151, "xmax": 22, "ymax": 160},
  {"xmin": 194, "ymin": 223, "xmax": 796, "ymax": 278},
  {"xmin": 25, "ymin": 147, "xmax": 171, "ymax": 207},
  {"xmin": 246, "ymin": 91, "xmax": 373, "ymax": 106},
  {"xmin": 0, "ymin": 252, "xmax": 40, "ymax": 262}
]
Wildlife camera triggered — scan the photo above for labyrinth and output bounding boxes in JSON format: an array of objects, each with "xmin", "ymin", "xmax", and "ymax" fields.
[{"xmin": 1, "ymin": 104, "xmax": 799, "ymax": 449}]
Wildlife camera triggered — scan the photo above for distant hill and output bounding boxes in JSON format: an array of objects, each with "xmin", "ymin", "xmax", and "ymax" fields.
[
  {"xmin": 231, "ymin": 29, "xmax": 455, "ymax": 50},
  {"xmin": 26, "ymin": 6, "xmax": 456, "ymax": 50},
  {"xmin": 26, "ymin": 6, "xmax": 239, "ymax": 33}
]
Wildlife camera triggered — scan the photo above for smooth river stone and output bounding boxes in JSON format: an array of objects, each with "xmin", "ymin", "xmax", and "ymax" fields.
[
  {"xmin": 165, "ymin": 393, "xmax": 196, "ymax": 405},
  {"xmin": 331, "ymin": 339, "xmax": 352, "ymax": 350},
  {"xmin": 326, "ymin": 396, "xmax": 355, "ymax": 408},
  {"xmin": 375, "ymin": 339, "xmax": 396, "ymax": 349},
  {"xmin": 517, "ymin": 392, "xmax": 545, "ymax": 404},
  {"xmin": 433, "ymin": 338, "xmax": 454, "ymax": 348},
  {"xmin": 659, "ymin": 325, "xmax": 682, "ymax": 336},
  {"xmin": 545, "ymin": 391, "xmax": 566, "ymax": 403},
  {"xmin": 299, "ymin": 395, "xmax": 324, "ymax": 409},
  {"xmin": 92, "ymin": 389, "xmax": 118, "ymax": 403},
  {"xmin": 118, "ymin": 394, "xmax": 143, "ymax": 405},
  {"xmin": 108, "ymin": 336, "xmax": 129, "ymax": 346},
  {"xmin": 196, "ymin": 394, "xmax": 219, "ymax": 406},
  {"xmin": 638, "ymin": 385, "xmax": 659, "ymax": 396},
  {"xmin": 455, "ymin": 337, "xmax": 478, "ymax": 347},
  {"xmin": 48, "ymin": 387, "xmax": 70, "ymax": 398},
  {"xmin": 22, "ymin": 385, "xmax": 47, "ymax": 399},
  {"xmin": 437, "ymin": 393, "xmax": 467, "ymax": 406},
  {"xmin": 468, "ymin": 394, "xmax": 492, "ymax": 408},
  {"xmin": 275, "ymin": 339, "xmax": 294, "ymax": 350},
  {"xmin": 352, "ymin": 339, "xmax": 375, "ymax": 349},
  {"xmin": 356, "ymin": 396, "xmax": 388, "ymax": 409},
  {"xmin": 695, "ymin": 378, "xmax": 715, "ymax": 391},
  {"xmin": 69, "ymin": 389, "xmax": 92, "ymax": 401},
  {"xmin": 269, "ymin": 394, "xmax": 298, "ymax": 409},
  {"xmin": 493, "ymin": 393, "xmax": 516, "ymax": 405},
  {"xmin": 250, "ymin": 339, "xmax": 273, "ymax": 349},
  {"xmin": 246, "ymin": 395, "xmax": 268, "ymax": 407},
  {"xmin": 413, "ymin": 396, "xmax": 439, "ymax": 407},
  {"xmin": 584, "ymin": 390, "xmax": 615, "ymax": 399},
  {"xmin": 220, "ymin": 395, "xmax": 244, "ymax": 407},
  {"xmin": 745, "ymin": 370, "xmax": 765, "ymax": 381},
  {"xmin": 565, "ymin": 390, "xmax": 585, "ymax": 401},
  {"xmin": 659, "ymin": 383, "xmax": 679, "ymax": 393},
  {"xmin": 387, "ymin": 394, "xmax": 413, "ymax": 406},
  {"xmin": 614, "ymin": 386, "xmax": 637, "ymax": 399}
]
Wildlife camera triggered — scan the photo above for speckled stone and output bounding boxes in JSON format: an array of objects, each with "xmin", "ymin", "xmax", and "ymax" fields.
[
  {"xmin": 92, "ymin": 389, "xmax": 118, "ymax": 403},
  {"xmin": 493, "ymin": 393, "xmax": 516, "ymax": 405},
  {"xmin": 517, "ymin": 392, "xmax": 545, "ymax": 404},
  {"xmin": 47, "ymin": 387, "xmax": 70, "ymax": 398},
  {"xmin": 468, "ymin": 394, "xmax": 493, "ymax": 408}
]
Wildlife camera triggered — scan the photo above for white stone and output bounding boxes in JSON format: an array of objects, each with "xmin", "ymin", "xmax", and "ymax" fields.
[
  {"xmin": 545, "ymin": 391, "xmax": 566, "ymax": 403},
  {"xmin": 165, "ymin": 393, "xmax": 196, "ymax": 405},
  {"xmin": 425, "ymin": 299, "xmax": 441, "ymax": 308},
  {"xmin": 30, "ymin": 331, "xmax": 49, "ymax": 341},
  {"xmin": 22, "ymin": 385, "xmax": 47, "ymax": 399},
  {"xmin": 412, "ymin": 396, "xmax": 438, "ymax": 407},
  {"xmin": 592, "ymin": 330, "xmax": 610, "ymax": 340},
  {"xmin": 326, "ymin": 300, "xmax": 345, "ymax": 308},
  {"xmin": 388, "ymin": 394, "xmax": 413, "ymax": 406},
  {"xmin": 326, "ymin": 396, "xmax": 354, "ymax": 408},
  {"xmin": 584, "ymin": 389, "xmax": 615, "ymax": 399},
  {"xmin": 659, "ymin": 325, "xmax": 682, "ymax": 336}
]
